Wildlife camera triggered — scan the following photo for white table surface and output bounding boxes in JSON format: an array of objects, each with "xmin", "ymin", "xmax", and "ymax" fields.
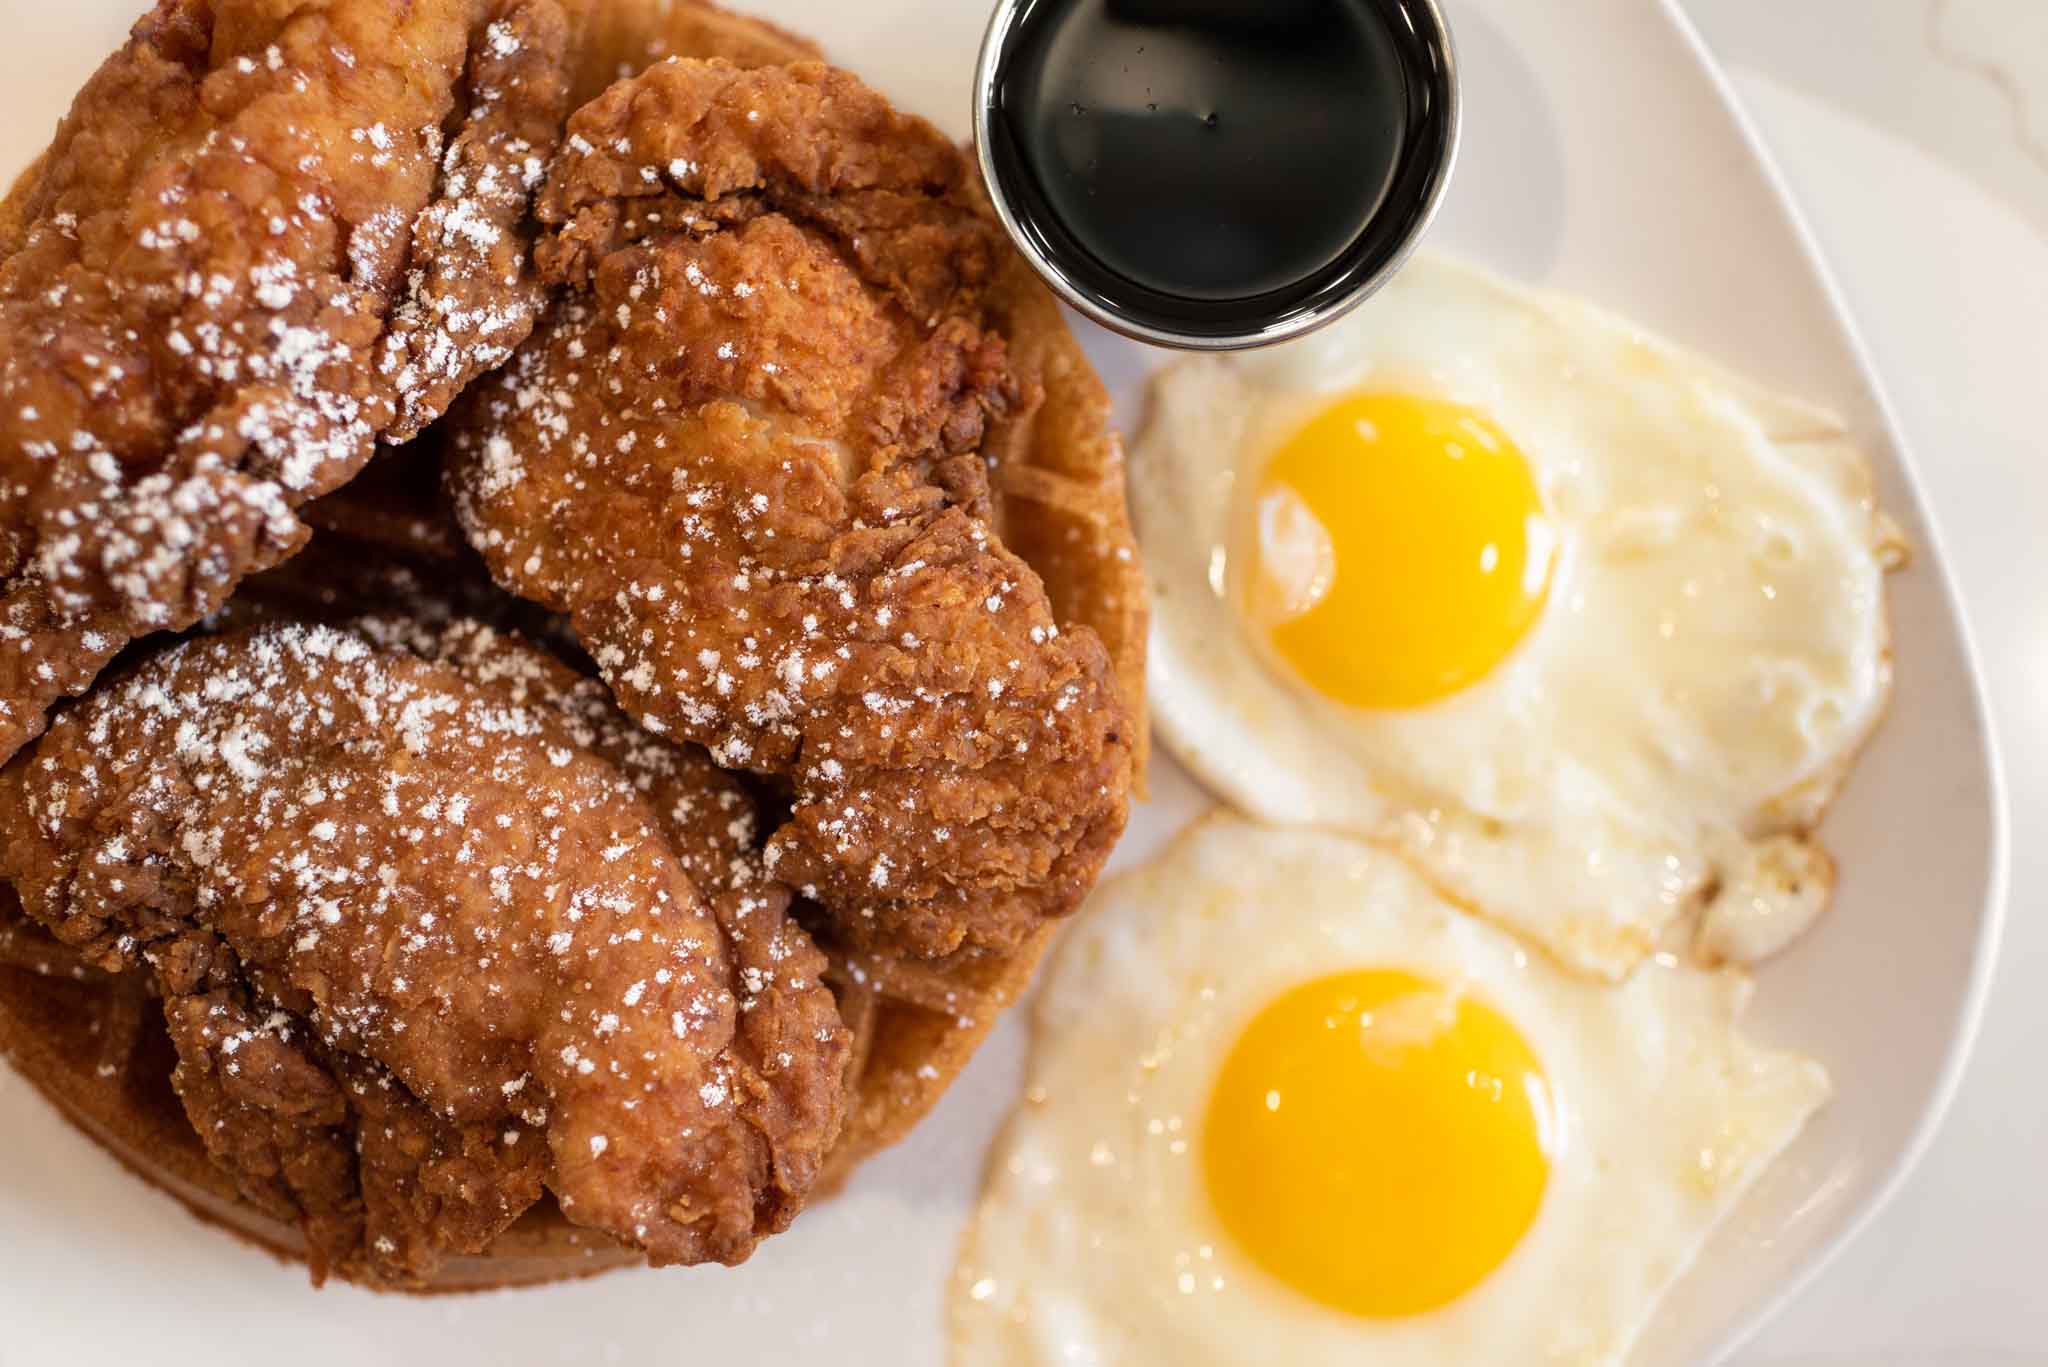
[
  {"xmin": 0, "ymin": 3, "xmax": 2042, "ymax": 1362},
  {"xmin": 1688, "ymin": 4, "xmax": 2048, "ymax": 1362}
]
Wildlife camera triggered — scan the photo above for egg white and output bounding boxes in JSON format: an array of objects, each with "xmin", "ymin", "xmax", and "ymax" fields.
[
  {"xmin": 949, "ymin": 816, "xmax": 1830, "ymax": 1367},
  {"xmin": 1131, "ymin": 252, "xmax": 1900, "ymax": 979}
]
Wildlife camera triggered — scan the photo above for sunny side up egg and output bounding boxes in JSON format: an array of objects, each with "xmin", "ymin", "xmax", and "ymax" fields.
[
  {"xmin": 949, "ymin": 817, "xmax": 1830, "ymax": 1366},
  {"xmin": 1131, "ymin": 253, "xmax": 1903, "ymax": 980}
]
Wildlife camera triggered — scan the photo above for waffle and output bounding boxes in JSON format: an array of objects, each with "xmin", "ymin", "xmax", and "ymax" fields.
[{"xmin": 0, "ymin": 0, "xmax": 1145, "ymax": 1290}]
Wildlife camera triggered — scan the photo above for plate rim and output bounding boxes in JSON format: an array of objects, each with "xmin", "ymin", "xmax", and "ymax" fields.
[{"xmin": 1656, "ymin": 1, "xmax": 2012, "ymax": 1360}]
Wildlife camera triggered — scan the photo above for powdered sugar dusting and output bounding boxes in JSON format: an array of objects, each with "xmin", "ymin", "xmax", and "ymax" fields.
[{"xmin": 0, "ymin": 0, "xmax": 567, "ymax": 766}]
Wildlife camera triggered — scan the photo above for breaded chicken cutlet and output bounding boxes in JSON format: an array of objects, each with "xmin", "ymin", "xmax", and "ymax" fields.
[
  {"xmin": 448, "ymin": 58, "xmax": 1136, "ymax": 964},
  {"xmin": 0, "ymin": 0, "xmax": 1151, "ymax": 1293},
  {"xmin": 0, "ymin": 616, "xmax": 846, "ymax": 1287},
  {"xmin": 0, "ymin": 0, "xmax": 577, "ymax": 765}
]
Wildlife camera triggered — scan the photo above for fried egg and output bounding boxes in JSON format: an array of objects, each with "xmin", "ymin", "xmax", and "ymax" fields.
[
  {"xmin": 1130, "ymin": 253, "xmax": 1901, "ymax": 979},
  {"xmin": 949, "ymin": 817, "xmax": 1830, "ymax": 1366}
]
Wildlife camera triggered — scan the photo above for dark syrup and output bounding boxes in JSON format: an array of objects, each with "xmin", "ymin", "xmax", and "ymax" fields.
[{"xmin": 990, "ymin": 0, "xmax": 1447, "ymax": 335}]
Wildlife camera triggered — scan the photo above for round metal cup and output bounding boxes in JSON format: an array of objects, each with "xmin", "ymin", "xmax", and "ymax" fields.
[{"xmin": 973, "ymin": 0, "xmax": 1461, "ymax": 352}]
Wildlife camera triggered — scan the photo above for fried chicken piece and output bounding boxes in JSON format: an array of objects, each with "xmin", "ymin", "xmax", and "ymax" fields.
[
  {"xmin": 0, "ymin": 618, "xmax": 846, "ymax": 1286},
  {"xmin": 160, "ymin": 986, "xmax": 550, "ymax": 1285},
  {"xmin": 0, "ymin": 0, "xmax": 578, "ymax": 766},
  {"xmin": 448, "ymin": 59, "xmax": 1135, "ymax": 961}
]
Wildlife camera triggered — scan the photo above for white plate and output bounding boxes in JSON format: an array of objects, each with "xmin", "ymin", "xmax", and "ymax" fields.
[{"xmin": 0, "ymin": 2, "xmax": 2003, "ymax": 1364}]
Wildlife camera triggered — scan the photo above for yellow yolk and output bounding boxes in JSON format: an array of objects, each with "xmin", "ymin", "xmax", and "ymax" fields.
[
  {"xmin": 1245, "ymin": 393, "xmax": 1552, "ymax": 708},
  {"xmin": 1202, "ymin": 969, "xmax": 1553, "ymax": 1319}
]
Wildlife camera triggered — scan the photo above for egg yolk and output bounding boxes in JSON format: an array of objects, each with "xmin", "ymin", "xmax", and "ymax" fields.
[
  {"xmin": 1245, "ymin": 393, "xmax": 1552, "ymax": 708},
  {"xmin": 1202, "ymin": 969, "xmax": 1554, "ymax": 1318}
]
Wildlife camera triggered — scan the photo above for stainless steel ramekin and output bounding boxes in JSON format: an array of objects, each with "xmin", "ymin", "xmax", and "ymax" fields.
[{"xmin": 972, "ymin": 0, "xmax": 1461, "ymax": 352}]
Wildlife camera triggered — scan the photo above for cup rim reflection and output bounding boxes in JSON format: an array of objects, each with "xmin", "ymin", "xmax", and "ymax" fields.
[{"xmin": 971, "ymin": 0, "xmax": 1462, "ymax": 353}]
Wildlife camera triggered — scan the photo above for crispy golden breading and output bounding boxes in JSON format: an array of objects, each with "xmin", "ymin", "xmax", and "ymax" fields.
[
  {"xmin": 0, "ymin": 0, "xmax": 577, "ymax": 765},
  {"xmin": 0, "ymin": 618, "xmax": 846, "ymax": 1287},
  {"xmin": 448, "ymin": 59, "xmax": 1135, "ymax": 962}
]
